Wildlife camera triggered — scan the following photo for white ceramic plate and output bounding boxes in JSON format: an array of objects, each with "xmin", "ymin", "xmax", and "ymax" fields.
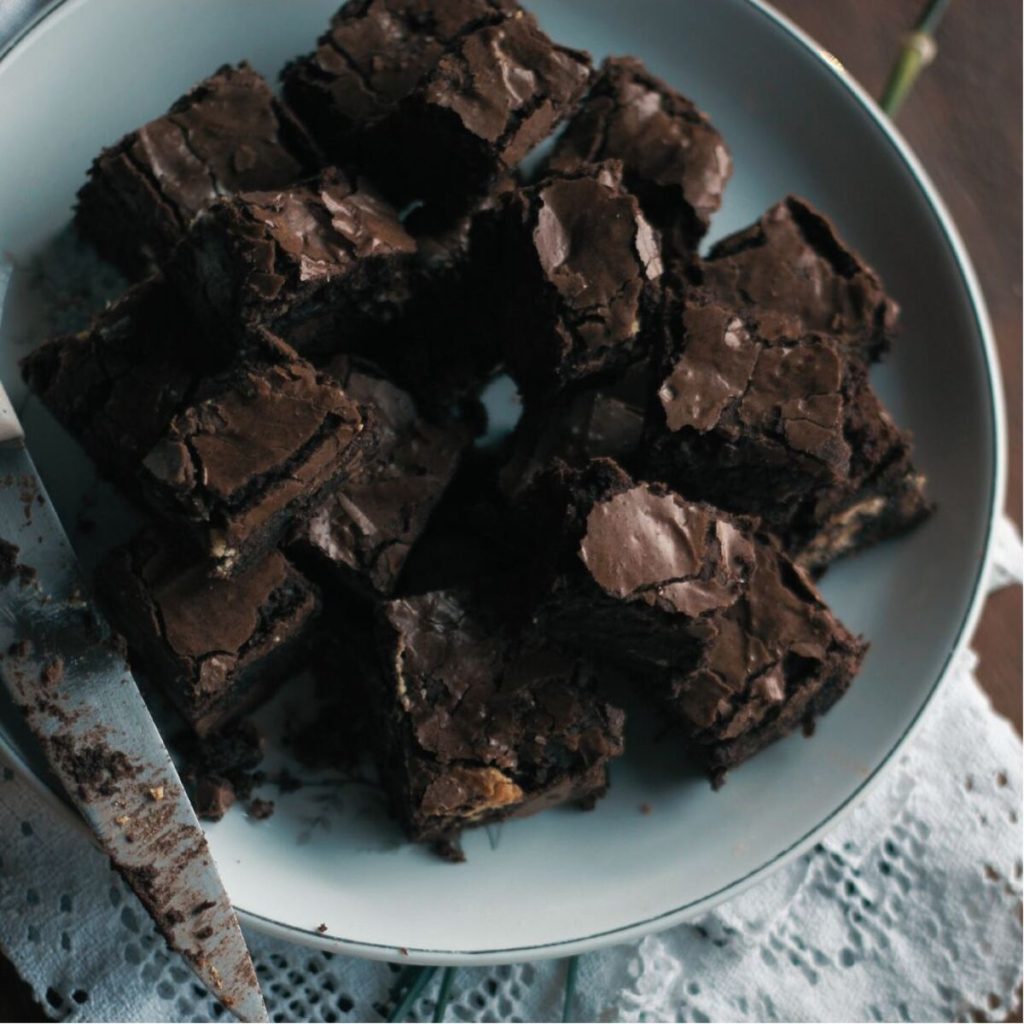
[{"xmin": 0, "ymin": 0, "xmax": 1004, "ymax": 965}]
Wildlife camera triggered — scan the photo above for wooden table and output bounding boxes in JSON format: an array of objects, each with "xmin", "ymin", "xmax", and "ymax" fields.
[
  {"xmin": 773, "ymin": 0, "xmax": 1023, "ymax": 739},
  {"xmin": 0, "ymin": 2, "xmax": 1019, "ymax": 1020}
]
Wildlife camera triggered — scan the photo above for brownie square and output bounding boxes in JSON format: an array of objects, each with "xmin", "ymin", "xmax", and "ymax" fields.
[
  {"xmin": 281, "ymin": 0, "xmax": 518, "ymax": 162},
  {"xmin": 138, "ymin": 346, "xmax": 376, "ymax": 576},
  {"xmin": 372, "ymin": 589, "xmax": 625, "ymax": 843},
  {"xmin": 545, "ymin": 56, "xmax": 732, "ymax": 255},
  {"xmin": 168, "ymin": 168, "xmax": 416, "ymax": 358},
  {"xmin": 364, "ymin": 10, "xmax": 592, "ymax": 216},
  {"xmin": 661, "ymin": 537, "xmax": 866, "ymax": 781},
  {"xmin": 20, "ymin": 278, "xmax": 209, "ymax": 482},
  {"xmin": 97, "ymin": 534, "xmax": 319, "ymax": 736},
  {"xmin": 287, "ymin": 355, "xmax": 469, "ymax": 598},
  {"xmin": 76, "ymin": 63, "xmax": 321, "ymax": 279},
  {"xmin": 471, "ymin": 163, "xmax": 664, "ymax": 399},
  {"xmin": 523, "ymin": 459, "xmax": 865, "ymax": 782},
  {"xmin": 699, "ymin": 195, "xmax": 900, "ymax": 363},
  {"xmin": 526, "ymin": 459, "xmax": 756, "ymax": 673},
  {"xmin": 642, "ymin": 293, "xmax": 929, "ymax": 570}
]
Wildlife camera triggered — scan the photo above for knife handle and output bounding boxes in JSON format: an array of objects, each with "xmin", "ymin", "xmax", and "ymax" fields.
[{"xmin": 0, "ymin": 380, "xmax": 25, "ymax": 448}]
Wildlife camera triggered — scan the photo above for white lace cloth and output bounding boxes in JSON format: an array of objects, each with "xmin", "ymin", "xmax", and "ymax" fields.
[{"xmin": 1, "ymin": 518, "xmax": 1021, "ymax": 1024}]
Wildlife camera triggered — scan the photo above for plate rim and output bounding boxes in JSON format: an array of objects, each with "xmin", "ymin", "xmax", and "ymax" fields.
[{"xmin": 0, "ymin": 0, "xmax": 1006, "ymax": 965}]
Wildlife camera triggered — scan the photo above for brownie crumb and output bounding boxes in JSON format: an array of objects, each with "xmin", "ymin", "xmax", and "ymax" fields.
[
  {"xmin": 639, "ymin": 802, "xmax": 653, "ymax": 815},
  {"xmin": 247, "ymin": 798, "xmax": 275, "ymax": 820},
  {"xmin": 194, "ymin": 775, "xmax": 236, "ymax": 821},
  {"xmin": 432, "ymin": 837, "xmax": 466, "ymax": 863},
  {"xmin": 182, "ymin": 718, "xmax": 266, "ymax": 818},
  {"xmin": 316, "ymin": 922, "xmax": 328, "ymax": 934}
]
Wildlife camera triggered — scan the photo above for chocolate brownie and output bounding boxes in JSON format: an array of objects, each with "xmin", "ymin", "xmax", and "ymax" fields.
[
  {"xmin": 139, "ymin": 346, "xmax": 375, "ymax": 575},
  {"xmin": 524, "ymin": 459, "xmax": 865, "ymax": 780},
  {"xmin": 168, "ymin": 168, "xmax": 416, "ymax": 358},
  {"xmin": 699, "ymin": 195, "xmax": 900, "ymax": 363},
  {"xmin": 364, "ymin": 10, "xmax": 591, "ymax": 216},
  {"xmin": 471, "ymin": 163, "xmax": 663, "ymax": 399},
  {"xmin": 545, "ymin": 56, "xmax": 732, "ymax": 255},
  {"xmin": 97, "ymin": 534, "xmax": 318, "ymax": 736},
  {"xmin": 287, "ymin": 355, "xmax": 469, "ymax": 598},
  {"xmin": 373, "ymin": 589, "xmax": 625, "ymax": 842},
  {"xmin": 281, "ymin": 0, "xmax": 517, "ymax": 162},
  {"xmin": 76, "ymin": 63, "xmax": 321, "ymax": 279},
  {"xmin": 526, "ymin": 459, "xmax": 756, "ymax": 673},
  {"xmin": 20, "ymin": 278, "xmax": 208, "ymax": 481},
  {"xmin": 660, "ymin": 537, "xmax": 866, "ymax": 781},
  {"xmin": 642, "ymin": 293, "xmax": 929, "ymax": 570}
]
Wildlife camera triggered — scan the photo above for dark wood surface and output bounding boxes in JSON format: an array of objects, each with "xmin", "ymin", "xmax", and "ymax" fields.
[
  {"xmin": 774, "ymin": 0, "xmax": 1023, "ymax": 739},
  {"xmin": 1, "ymin": 2, "xmax": 1019, "ymax": 1021}
]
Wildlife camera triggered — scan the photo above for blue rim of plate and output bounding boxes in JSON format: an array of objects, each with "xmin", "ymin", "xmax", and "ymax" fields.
[{"xmin": 0, "ymin": 0, "xmax": 1006, "ymax": 965}]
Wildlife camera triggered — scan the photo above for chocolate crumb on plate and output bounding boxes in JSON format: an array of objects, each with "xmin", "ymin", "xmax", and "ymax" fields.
[
  {"xmin": 247, "ymin": 797, "xmax": 275, "ymax": 820},
  {"xmin": 194, "ymin": 775, "xmax": 236, "ymax": 822}
]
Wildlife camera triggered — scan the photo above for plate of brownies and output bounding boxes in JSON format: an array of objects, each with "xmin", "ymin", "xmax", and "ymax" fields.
[{"xmin": 0, "ymin": 0, "xmax": 1003, "ymax": 962}]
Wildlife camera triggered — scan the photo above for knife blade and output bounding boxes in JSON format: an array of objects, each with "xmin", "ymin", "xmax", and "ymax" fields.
[{"xmin": 0, "ymin": 387, "xmax": 267, "ymax": 1023}]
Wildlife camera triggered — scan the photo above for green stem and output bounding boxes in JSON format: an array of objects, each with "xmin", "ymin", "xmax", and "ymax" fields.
[
  {"xmin": 917, "ymin": 0, "xmax": 954, "ymax": 35},
  {"xmin": 432, "ymin": 967, "xmax": 456, "ymax": 1023},
  {"xmin": 880, "ymin": 0, "xmax": 954, "ymax": 116},
  {"xmin": 562, "ymin": 956, "xmax": 580, "ymax": 1023},
  {"xmin": 389, "ymin": 965, "xmax": 438, "ymax": 1023}
]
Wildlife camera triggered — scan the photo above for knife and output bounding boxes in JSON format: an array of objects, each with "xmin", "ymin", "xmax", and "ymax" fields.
[{"xmin": 0, "ymin": 382, "xmax": 268, "ymax": 1023}]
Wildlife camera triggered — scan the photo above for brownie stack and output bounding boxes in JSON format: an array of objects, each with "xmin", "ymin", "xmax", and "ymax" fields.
[{"xmin": 22, "ymin": 0, "xmax": 930, "ymax": 852}]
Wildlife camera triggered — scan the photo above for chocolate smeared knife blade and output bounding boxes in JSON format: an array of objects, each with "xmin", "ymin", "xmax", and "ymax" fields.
[{"xmin": 0, "ymin": 384, "xmax": 267, "ymax": 1023}]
